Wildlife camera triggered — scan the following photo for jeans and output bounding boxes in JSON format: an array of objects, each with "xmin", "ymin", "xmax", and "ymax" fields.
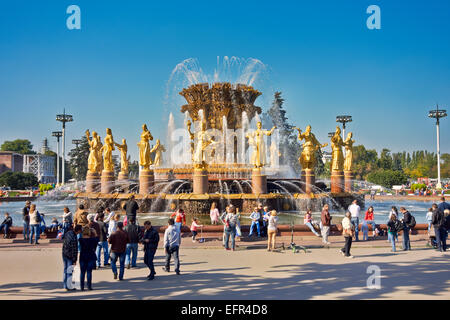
[
  {"xmin": 125, "ymin": 243, "xmax": 138, "ymax": 267},
  {"xmin": 96, "ymin": 241, "xmax": 109, "ymax": 267},
  {"xmin": 365, "ymin": 220, "xmax": 376, "ymax": 235},
  {"xmin": 175, "ymin": 222, "xmax": 182, "ymax": 233},
  {"xmin": 224, "ymin": 227, "xmax": 236, "ymax": 249},
  {"xmin": 29, "ymin": 224, "xmax": 40, "ymax": 244},
  {"xmin": 249, "ymin": 221, "xmax": 260, "ymax": 237},
  {"xmin": 23, "ymin": 221, "xmax": 30, "ymax": 240},
  {"xmin": 165, "ymin": 245, "xmax": 180, "ymax": 273},
  {"xmin": 144, "ymin": 248, "xmax": 157, "ymax": 275},
  {"xmin": 351, "ymin": 217, "xmax": 359, "ymax": 241},
  {"xmin": 434, "ymin": 226, "xmax": 447, "ymax": 252},
  {"xmin": 361, "ymin": 222, "xmax": 369, "ymax": 240},
  {"xmin": 305, "ymin": 222, "xmax": 320, "ymax": 236},
  {"xmin": 62, "ymin": 256, "xmax": 74, "ymax": 289},
  {"xmin": 427, "ymin": 221, "xmax": 432, "ymax": 232},
  {"xmin": 388, "ymin": 232, "xmax": 397, "ymax": 252},
  {"xmin": 402, "ymin": 226, "xmax": 411, "ymax": 250},
  {"xmin": 110, "ymin": 252, "xmax": 126, "ymax": 279},
  {"xmin": 79, "ymin": 260, "xmax": 95, "ymax": 290},
  {"xmin": 342, "ymin": 236, "xmax": 352, "ymax": 256},
  {"xmin": 0, "ymin": 224, "xmax": 10, "ymax": 236},
  {"xmin": 321, "ymin": 226, "xmax": 330, "ymax": 243}
]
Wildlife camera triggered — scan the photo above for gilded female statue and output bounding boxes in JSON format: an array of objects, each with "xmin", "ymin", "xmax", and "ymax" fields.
[
  {"xmin": 137, "ymin": 124, "xmax": 153, "ymax": 170},
  {"xmin": 295, "ymin": 125, "xmax": 327, "ymax": 170},
  {"xmin": 115, "ymin": 138, "xmax": 129, "ymax": 174},
  {"xmin": 246, "ymin": 121, "xmax": 276, "ymax": 168},
  {"xmin": 96, "ymin": 134, "xmax": 103, "ymax": 173},
  {"xmin": 86, "ymin": 130, "xmax": 100, "ymax": 174},
  {"xmin": 344, "ymin": 132, "xmax": 355, "ymax": 172},
  {"xmin": 191, "ymin": 121, "xmax": 214, "ymax": 168},
  {"xmin": 331, "ymin": 126, "xmax": 345, "ymax": 171},
  {"xmin": 150, "ymin": 139, "xmax": 166, "ymax": 167},
  {"xmin": 101, "ymin": 128, "xmax": 115, "ymax": 172}
]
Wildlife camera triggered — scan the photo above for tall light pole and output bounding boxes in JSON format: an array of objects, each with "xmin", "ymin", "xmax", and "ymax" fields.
[
  {"xmin": 52, "ymin": 131, "xmax": 62, "ymax": 185},
  {"xmin": 428, "ymin": 105, "xmax": 447, "ymax": 189},
  {"xmin": 56, "ymin": 109, "xmax": 73, "ymax": 185}
]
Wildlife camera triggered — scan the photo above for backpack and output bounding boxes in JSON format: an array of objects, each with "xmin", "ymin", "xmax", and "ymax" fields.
[
  {"xmin": 35, "ymin": 211, "xmax": 42, "ymax": 223},
  {"xmin": 408, "ymin": 215, "xmax": 416, "ymax": 228},
  {"xmin": 394, "ymin": 220, "xmax": 403, "ymax": 233}
]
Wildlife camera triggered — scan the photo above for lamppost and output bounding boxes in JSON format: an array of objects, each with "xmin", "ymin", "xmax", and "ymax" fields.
[
  {"xmin": 56, "ymin": 109, "xmax": 73, "ymax": 186},
  {"xmin": 428, "ymin": 105, "xmax": 447, "ymax": 189},
  {"xmin": 52, "ymin": 131, "xmax": 62, "ymax": 185}
]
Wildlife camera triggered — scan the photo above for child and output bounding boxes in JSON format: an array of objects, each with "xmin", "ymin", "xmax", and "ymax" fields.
[
  {"xmin": 190, "ymin": 218, "xmax": 203, "ymax": 242},
  {"xmin": 426, "ymin": 208, "xmax": 433, "ymax": 232}
]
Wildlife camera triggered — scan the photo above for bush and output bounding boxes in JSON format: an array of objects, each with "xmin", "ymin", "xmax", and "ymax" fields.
[
  {"xmin": 411, "ymin": 183, "xmax": 427, "ymax": 192},
  {"xmin": 367, "ymin": 169, "xmax": 408, "ymax": 189},
  {"xmin": 0, "ymin": 172, "xmax": 38, "ymax": 190},
  {"xmin": 39, "ymin": 184, "xmax": 54, "ymax": 193}
]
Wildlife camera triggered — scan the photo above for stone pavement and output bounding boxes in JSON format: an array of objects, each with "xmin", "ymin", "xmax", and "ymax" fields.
[{"xmin": 0, "ymin": 234, "xmax": 448, "ymax": 300}]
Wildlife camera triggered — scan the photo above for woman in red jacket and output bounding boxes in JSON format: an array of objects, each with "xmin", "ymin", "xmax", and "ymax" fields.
[{"xmin": 364, "ymin": 206, "xmax": 377, "ymax": 237}]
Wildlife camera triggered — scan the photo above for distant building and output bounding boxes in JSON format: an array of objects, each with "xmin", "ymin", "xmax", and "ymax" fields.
[
  {"xmin": 0, "ymin": 151, "xmax": 23, "ymax": 175},
  {"xmin": 23, "ymin": 154, "xmax": 56, "ymax": 184},
  {"xmin": 322, "ymin": 151, "xmax": 332, "ymax": 163}
]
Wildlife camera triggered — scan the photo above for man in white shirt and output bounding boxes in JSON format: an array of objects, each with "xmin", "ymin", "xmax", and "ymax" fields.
[
  {"xmin": 162, "ymin": 218, "xmax": 181, "ymax": 275},
  {"xmin": 348, "ymin": 199, "xmax": 361, "ymax": 241}
]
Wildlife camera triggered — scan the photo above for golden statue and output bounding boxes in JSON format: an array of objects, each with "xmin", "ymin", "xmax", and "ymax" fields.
[
  {"xmin": 331, "ymin": 126, "xmax": 345, "ymax": 171},
  {"xmin": 246, "ymin": 121, "xmax": 276, "ymax": 168},
  {"xmin": 96, "ymin": 134, "xmax": 103, "ymax": 173},
  {"xmin": 295, "ymin": 125, "xmax": 328, "ymax": 171},
  {"xmin": 344, "ymin": 132, "xmax": 355, "ymax": 172},
  {"xmin": 186, "ymin": 120, "xmax": 195, "ymax": 161},
  {"xmin": 101, "ymin": 128, "xmax": 115, "ymax": 172},
  {"xmin": 86, "ymin": 130, "xmax": 101, "ymax": 174},
  {"xmin": 191, "ymin": 121, "xmax": 215, "ymax": 169},
  {"xmin": 115, "ymin": 138, "xmax": 129, "ymax": 174},
  {"xmin": 137, "ymin": 124, "xmax": 154, "ymax": 171},
  {"xmin": 150, "ymin": 139, "xmax": 166, "ymax": 167}
]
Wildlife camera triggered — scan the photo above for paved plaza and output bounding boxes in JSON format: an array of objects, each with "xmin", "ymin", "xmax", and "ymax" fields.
[{"xmin": 0, "ymin": 235, "xmax": 449, "ymax": 300}]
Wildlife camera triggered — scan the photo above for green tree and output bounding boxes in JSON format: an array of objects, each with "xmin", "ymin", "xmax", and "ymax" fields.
[
  {"xmin": 367, "ymin": 169, "xmax": 408, "ymax": 189},
  {"xmin": 1, "ymin": 139, "xmax": 36, "ymax": 154},
  {"xmin": 68, "ymin": 136, "xmax": 89, "ymax": 181},
  {"xmin": 0, "ymin": 171, "xmax": 39, "ymax": 189}
]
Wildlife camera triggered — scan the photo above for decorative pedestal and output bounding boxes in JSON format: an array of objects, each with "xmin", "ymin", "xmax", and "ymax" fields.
[
  {"xmin": 344, "ymin": 170, "xmax": 353, "ymax": 193},
  {"xmin": 101, "ymin": 170, "xmax": 115, "ymax": 194},
  {"xmin": 331, "ymin": 170, "xmax": 344, "ymax": 193},
  {"xmin": 302, "ymin": 169, "xmax": 316, "ymax": 194},
  {"xmin": 193, "ymin": 168, "xmax": 208, "ymax": 194},
  {"xmin": 117, "ymin": 172, "xmax": 129, "ymax": 193},
  {"xmin": 252, "ymin": 168, "xmax": 267, "ymax": 194},
  {"xmin": 139, "ymin": 170, "xmax": 154, "ymax": 195},
  {"xmin": 86, "ymin": 172, "xmax": 100, "ymax": 193}
]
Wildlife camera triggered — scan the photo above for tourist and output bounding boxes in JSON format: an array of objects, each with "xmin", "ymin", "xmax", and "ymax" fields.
[
  {"xmin": 142, "ymin": 220, "xmax": 159, "ymax": 280},
  {"xmin": 340, "ymin": 211, "xmax": 354, "ymax": 258},
  {"xmin": 431, "ymin": 203, "xmax": 447, "ymax": 252},
  {"xmin": 78, "ymin": 226, "xmax": 99, "ymax": 291},
  {"xmin": 370, "ymin": 190, "xmax": 375, "ymax": 200},
  {"xmin": 426, "ymin": 208, "xmax": 434, "ymax": 232},
  {"xmin": 304, "ymin": 209, "xmax": 320, "ymax": 237},
  {"xmin": 386, "ymin": 213, "xmax": 401, "ymax": 252},
  {"xmin": 190, "ymin": 217, "xmax": 203, "ymax": 242},
  {"xmin": 399, "ymin": 207, "xmax": 412, "ymax": 251},
  {"xmin": 262, "ymin": 205, "xmax": 270, "ymax": 237},
  {"xmin": 220, "ymin": 205, "xmax": 229, "ymax": 246},
  {"xmin": 125, "ymin": 218, "xmax": 141, "ymax": 269},
  {"xmin": 389, "ymin": 206, "xmax": 398, "ymax": 219},
  {"xmin": 444, "ymin": 209, "xmax": 450, "ymax": 241},
  {"xmin": 438, "ymin": 196, "xmax": 450, "ymax": 212},
  {"xmin": 224, "ymin": 207, "xmax": 238, "ymax": 251},
  {"xmin": 87, "ymin": 214, "xmax": 100, "ymax": 239},
  {"xmin": 62, "ymin": 224, "xmax": 82, "ymax": 291},
  {"xmin": 124, "ymin": 194, "xmax": 139, "ymax": 223},
  {"xmin": 248, "ymin": 207, "xmax": 261, "ymax": 237},
  {"xmin": 108, "ymin": 222, "xmax": 129, "ymax": 280},
  {"xmin": 29, "ymin": 204, "xmax": 41, "ymax": 245},
  {"xmin": 39, "ymin": 213, "xmax": 47, "ymax": 234},
  {"xmin": 73, "ymin": 204, "xmax": 89, "ymax": 227},
  {"xmin": 210, "ymin": 202, "xmax": 220, "ymax": 225},
  {"xmin": 108, "ymin": 214, "xmax": 120, "ymax": 238},
  {"xmin": 348, "ymin": 199, "xmax": 360, "ymax": 241},
  {"xmin": 50, "ymin": 218, "xmax": 59, "ymax": 232},
  {"xmin": 22, "ymin": 201, "xmax": 31, "ymax": 240},
  {"xmin": 235, "ymin": 208, "xmax": 242, "ymax": 238},
  {"xmin": 321, "ymin": 204, "xmax": 331, "ymax": 245},
  {"xmin": 95, "ymin": 213, "xmax": 110, "ymax": 268},
  {"xmin": 364, "ymin": 206, "xmax": 377, "ymax": 238},
  {"xmin": 62, "ymin": 207, "xmax": 72, "ymax": 236},
  {"xmin": 257, "ymin": 203, "xmax": 266, "ymax": 237},
  {"xmin": 361, "ymin": 221, "xmax": 369, "ymax": 241},
  {"xmin": 267, "ymin": 210, "xmax": 278, "ymax": 252},
  {"xmin": 170, "ymin": 208, "xmax": 186, "ymax": 233},
  {"xmin": 103, "ymin": 207, "xmax": 115, "ymax": 224},
  {"xmin": 0, "ymin": 213, "xmax": 12, "ymax": 239},
  {"xmin": 163, "ymin": 218, "xmax": 181, "ymax": 275}
]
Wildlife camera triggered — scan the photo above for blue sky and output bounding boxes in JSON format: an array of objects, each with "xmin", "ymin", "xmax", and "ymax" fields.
[{"xmin": 0, "ymin": 0, "xmax": 449, "ymax": 161}]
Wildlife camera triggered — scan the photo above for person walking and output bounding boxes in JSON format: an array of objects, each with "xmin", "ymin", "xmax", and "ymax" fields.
[
  {"xmin": 340, "ymin": 211, "xmax": 354, "ymax": 258},
  {"xmin": 62, "ymin": 224, "xmax": 82, "ymax": 291},
  {"xmin": 210, "ymin": 202, "xmax": 220, "ymax": 225},
  {"xmin": 190, "ymin": 218, "xmax": 203, "ymax": 242},
  {"xmin": 62, "ymin": 207, "xmax": 72, "ymax": 236},
  {"xmin": 387, "ymin": 214, "xmax": 402, "ymax": 252},
  {"xmin": 399, "ymin": 207, "xmax": 412, "ymax": 251},
  {"xmin": 78, "ymin": 226, "xmax": 99, "ymax": 290},
  {"xmin": 22, "ymin": 201, "xmax": 31, "ymax": 240},
  {"xmin": 95, "ymin": 213, "xmax": 110, "ymax": 268},
  {"xmin": 123, "ymin": 194, "xmax": 139, "ymax": 223},
  {"xmin": 364, "ymin": 206, "xmax": 377, "ymax": 238},
  {"xmin": 348, "ymin": 199, "xmax": 360, "ymax": 241},
  {"xmin": 0, "ymin": 213, "xmax": 12, "ymax": 238},
  {"xmin": 437, "ymin": 196, "xmax": 450, "ymax": 212},
  {"xmin": 431, "ymin": 203, "xmax": 447, "ymax": 252},
  {"xmin": 223, "ymin": 207, "xmax": 238, "ymax": 251},
  {"xmin": 321, "ymin": 204, "xmax": 331, "ymax": 245},
  {"xmin": 29, "ymin": 204, "xmax": 41, "ymax": 245},
  {"xmin": 142, "ymin": 220, "xmax": 159, "ymax": 280},
  {"xmin": 248, "ymin": 207, "xmax": 261, "ymax": 237},
  {"xmin": 108, "ymin": 222, "xmax": 129, "ymax": 280},
  {"xmin": 163, "ymin": 218, "xmax": 181, "ymax": 275},
  {"xmin": 267, "ymin": 210, "xmax": 278, "ymax": 252},
  {"xmin": 304, "ymin": 209, "xmax": 320, "ymax": 237},
  {"xmin": 125, "ymin": 218, "xmax": 141, "ymax": 269}
]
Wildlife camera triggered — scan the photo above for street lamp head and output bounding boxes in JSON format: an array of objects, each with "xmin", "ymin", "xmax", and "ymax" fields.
[
  {"xmin": 72, "ymin": 139, "xmax": 82, "ymax": 145},
  {"xmin": 56, "ymin": 114, "xmax": 73, "ymax": 123},
  {"xmin": 428, "ymin": 109, "xmax": 447, "ymax": 119},
  {"xmin": 52, "ymin": 131, "xmax": 63, "ymax": 138},
  {"xmin": 328, "ymin": 132, "xmax": 335, "ymax": 138},
  {"xmin": 336, "ymin": 115, "xmax": 353, "ymax": 124}
]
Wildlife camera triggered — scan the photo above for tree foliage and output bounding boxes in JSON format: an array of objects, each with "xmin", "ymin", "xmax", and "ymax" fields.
[
  {"xmin": 366, "ymin": 169, "xmax": 408, "ymax": 189},
  {"xmin": 1, "ymin": 139, "xmax": 35, "ymax": 154},
  {"xmin": 0, "ymin": 171, "xmax": 39, "ymax": 189}
]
